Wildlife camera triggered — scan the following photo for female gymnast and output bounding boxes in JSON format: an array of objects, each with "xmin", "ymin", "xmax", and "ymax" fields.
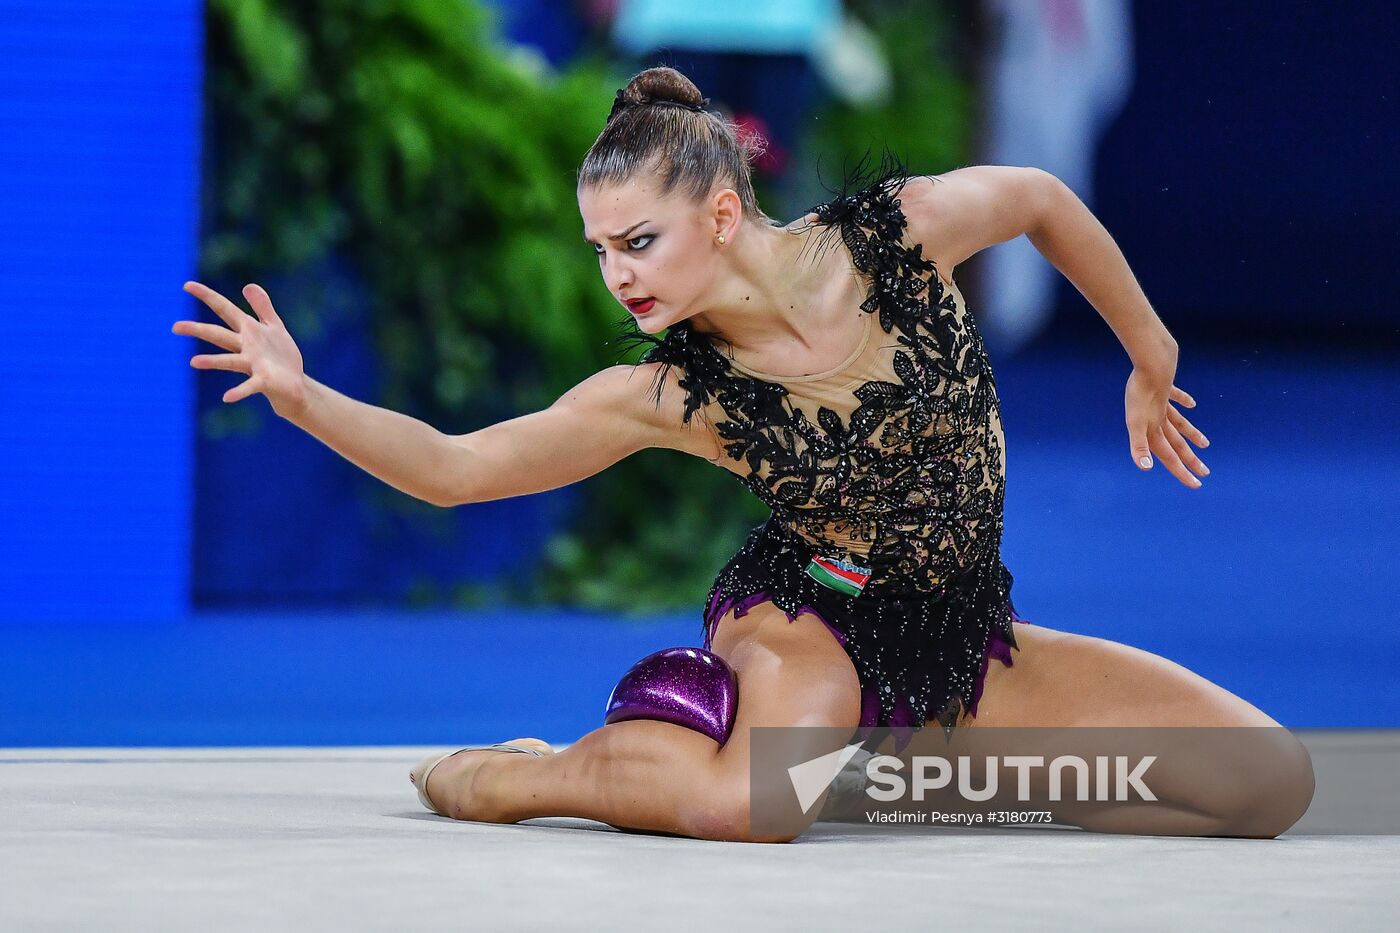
[{"xmin": 174, "ymin": 67, "xmax": 1314, "ymax": 842}]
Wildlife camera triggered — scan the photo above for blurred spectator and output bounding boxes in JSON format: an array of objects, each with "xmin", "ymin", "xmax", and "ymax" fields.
[
  {"xmin": 605, "ymin": 0, "xmax": 889, "ymax": 216},
  {"xmin": 976, "ymin": 0, "xmax": 1134, "ymax": 352}
]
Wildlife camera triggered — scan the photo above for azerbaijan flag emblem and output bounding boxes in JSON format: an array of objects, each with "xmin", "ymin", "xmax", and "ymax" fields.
[{"xmin": 805, "ymin": 554, "xmax": 874, "ymax": 596}]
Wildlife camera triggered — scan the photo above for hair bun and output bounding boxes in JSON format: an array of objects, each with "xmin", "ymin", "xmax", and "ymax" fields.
[
  {"xmin": 580, "ymin": 65, "xmax": 771, "ymax": 231},
  {"xmin": 608, "ymin": 66, "xmax": 710, "ymax": 122}
]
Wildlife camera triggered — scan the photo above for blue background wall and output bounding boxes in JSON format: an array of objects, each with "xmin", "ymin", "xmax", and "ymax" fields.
[
  {"xmin": 0, "ymin": 1, "xmax": 202, "ymax": 623},
  {"xmin": 188, "ymin": 253, "xmax": 579, "ymax": 608},
  {"xmin": 1087, "ymin": 1, "xmax": 1397, "ymax": 336}
]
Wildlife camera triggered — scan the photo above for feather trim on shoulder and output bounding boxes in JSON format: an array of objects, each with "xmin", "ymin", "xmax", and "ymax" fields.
[
  {"xmin": 605, "ymin": 314, "xmax": 715, "ymax": 426},
  {"xmin": 802, "ymin": 146, "xmax": 938, "ymax": 335}
]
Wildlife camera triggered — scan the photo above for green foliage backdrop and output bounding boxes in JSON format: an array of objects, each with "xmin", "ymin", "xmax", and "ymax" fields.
[
  {"xmin": 200, "ymin": 0, "xmax": 968, "ymax": 614},
  {"xmin": 799, "ymin": 0, "xmax": 973, "ymax": 188}
]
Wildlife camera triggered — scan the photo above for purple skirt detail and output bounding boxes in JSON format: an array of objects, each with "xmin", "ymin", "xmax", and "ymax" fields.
[
  {"xmin": 967, "ymin": 613, "xmax": 1028, "ymax": 719},
  {"xmin": 705, "ymin": 588, "xmax": 1031, "ymax": 731},
  {"xmin": 699, "ymin": 516, "xmax": 1024, "ymax": 746},
  {"xmin": 704, "ymin": 588, "xmax": 849, "ymax": 650}
]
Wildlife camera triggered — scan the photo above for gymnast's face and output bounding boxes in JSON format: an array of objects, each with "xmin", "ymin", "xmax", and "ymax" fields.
[{"xmin": 578, "ymin": 171, "xmax": 734, "ymax": 334}]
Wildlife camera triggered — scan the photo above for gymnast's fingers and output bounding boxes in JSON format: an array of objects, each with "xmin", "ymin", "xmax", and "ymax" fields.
[
  {"xmin": 172, "ymin": 319, "xmax": 241, "ymax": 353},
  {"xmin": 1168, "ymin": 407, "xmax": 1209, "ymax": 448},
  {"xmin": 1150, "ymin": 427, "xmax": 1201, "ymax": 489},
  {"xmin": 1164, "ymin": 421, "xmax": 1208, "ymax": 478},
  {"xmin": 242, "ymin": 283, "xmax": 283, "ymax": 328},
  {"xmin": 1170, "ymin": 385, "xmax": 1196, "ymax": 408},
  {"xmin": 190, "ymin": 352, "xmax": 249, "ymax": 375},
  {"xmin": 182, "ymin": 281, "xmax": 249, "ymax": 332},
  {"xmin": 222, "ymin": 374, "xmax": 263, "ymax": 405},
  {"xmin": 1126, "ymin": 413, "xmax": 1154, "ymax": 470}
]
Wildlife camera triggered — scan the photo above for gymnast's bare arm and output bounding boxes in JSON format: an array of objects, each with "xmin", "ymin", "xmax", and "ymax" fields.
[
  {"xmin": 173, "ymin": 280, "xmax": 716, "ymax": 507},
  {"xmin": 897, "ymin": 167, "xmax": 1211, "ymax": 488},
  {"xmin": 435, "ymin": 362, "xmax": 720, "ymax": 506}
]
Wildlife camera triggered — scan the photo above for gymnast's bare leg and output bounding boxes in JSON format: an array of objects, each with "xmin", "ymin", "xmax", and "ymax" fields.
[
  {"xmin": 940, "ymin": 621, "xmax": 1316, "ymax": 838},
  {"xmin": 417, "ymin": 601, "xmax": 862, "ymax": 843}
]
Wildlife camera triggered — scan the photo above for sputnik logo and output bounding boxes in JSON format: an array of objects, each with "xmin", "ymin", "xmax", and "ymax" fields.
[{"xmin": 787, "ymin": 742, "xmax": 869, "ymax": 814}]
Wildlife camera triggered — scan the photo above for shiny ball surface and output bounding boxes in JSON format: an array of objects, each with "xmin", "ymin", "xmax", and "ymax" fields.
[{"xmin": 604, "ymin": 647, "xmax": 739, "ymax": 746}]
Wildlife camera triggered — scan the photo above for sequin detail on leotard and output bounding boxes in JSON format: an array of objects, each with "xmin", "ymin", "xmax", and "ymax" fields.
[{"xmin": 611, "ymin": 151, "xmax": 1023, "ymax": 741}]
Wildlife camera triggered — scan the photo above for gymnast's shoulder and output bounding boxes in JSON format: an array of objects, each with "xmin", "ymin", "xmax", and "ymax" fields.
[
  {"xmin": 895, "ymin": 166, "xmax": 1065, "ymax": 271},
  {"xmin": 573, "ymin": 361, "xmax": 723, "ymax": 464}
]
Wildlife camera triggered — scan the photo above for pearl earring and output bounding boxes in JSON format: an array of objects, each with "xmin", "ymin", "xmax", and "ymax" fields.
[{"xmin": 716, "ymin": 235, "xmax": 726, "ymax": 244}]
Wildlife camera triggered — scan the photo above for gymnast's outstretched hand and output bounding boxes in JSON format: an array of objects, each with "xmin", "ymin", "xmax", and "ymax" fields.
[
  {"xmin": 173, "ymin": 282, "xmax": 308, "ymax": 418},
  {"xmin": 1125, "ymin": 368, "xmax": 1210, "ymax": 489}
]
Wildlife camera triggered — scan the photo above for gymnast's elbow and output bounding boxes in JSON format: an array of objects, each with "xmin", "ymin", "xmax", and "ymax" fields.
[
  {"xmin": 430, "ymin": 429, "xmax": 501, "ymax": 509},
  {"xmin": 433, "ymin": 366, "xmax": 657, "ymax": 508},
  {"xmin": 427, "ymin": 485, "xmax": 469, "ymax": 510}
]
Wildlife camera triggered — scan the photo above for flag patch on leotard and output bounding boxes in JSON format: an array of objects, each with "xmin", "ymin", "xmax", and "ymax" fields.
[{"xmin": 805, "ymin": 554, "xmax": 873, "ymax": 596}]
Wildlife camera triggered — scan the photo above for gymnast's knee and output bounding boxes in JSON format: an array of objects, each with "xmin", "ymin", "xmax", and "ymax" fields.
[
  {"xmin": 603, "ymin": 647, "xmax": 740, "ymax": 747},
  {"xmin": 1240, "ymin": 735, "xmax": 1315, "ymax": 838},
  {"xmin": 682, "ymin": 787, "xmax": 803, "ymax": 844},
  {"xmin": 1207, "ymin": 731, "xmax": 1315, "ymax": 838}
]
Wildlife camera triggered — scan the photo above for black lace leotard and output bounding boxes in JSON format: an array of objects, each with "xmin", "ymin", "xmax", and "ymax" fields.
[{"xmin": 614, "ymin": 154, "xmax": 1026, "ymax": 744}]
